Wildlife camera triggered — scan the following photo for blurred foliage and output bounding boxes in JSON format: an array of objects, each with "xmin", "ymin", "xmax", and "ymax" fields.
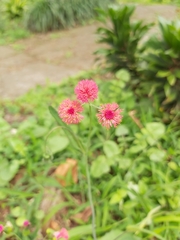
[
  {"xmin": 120, "ymin": 0, "xmax": 179, "ymax": 4},
  {"xmin": 0, "ymin": 70, "xmax": 180, "ymax": 239},
  {"xmin": 1, "ymin": 1, "xmax": 180, "ymax": 239},
  {"xmin": 95, "ymin": 5, "xmax": 152, "ymax": 73},
  {"xmin": 96, "ymin": 4, "xmax": 180, "ymax": 119},
  {"xmin": 25, "ymin": 0, "xmax": 113, "ymax": 32},
  {"xmin": 4, "ymin": 0, "xmax": 27, "ymax": 19},
  {"xmin": 142, "ymin": 17, "xmax": 180, "ymax": 112}
]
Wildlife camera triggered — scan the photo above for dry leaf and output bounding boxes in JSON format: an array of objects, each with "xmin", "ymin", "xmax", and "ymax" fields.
[
  {"xmin": 54, "ymin": 158, "xmax": 78, "ymax": 187},
  {"xmin": 50, "ymin": 220, "xmax": 60, "ymax": 230},
  {"xmin": 70, "ymin": 207, "xmax": 92, "ymax": 223}
]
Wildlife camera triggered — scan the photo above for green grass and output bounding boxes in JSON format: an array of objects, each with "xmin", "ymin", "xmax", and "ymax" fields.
[{"xmin": 0, "ymin": 18, "xmax": 30, "ymax": 45}]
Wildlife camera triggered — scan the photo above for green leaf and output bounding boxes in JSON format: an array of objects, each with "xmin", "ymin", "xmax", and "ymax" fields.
[
  {"xmin": 118, "ymin": 158, "xmax": 131, "ymax": 169},
  {"xmin": 69, "ymin": 224, "xmax": 92, "ymax": 238},
  {"xmin": 147, "ymin": 148, "xmax": 166, "ymax": 162},
  {"xmin": 16, "ymin": 217, "xmax": 26, "ymax": 227},
  {"xmin": 0, "ymin": 117, "xmax": 11, "ymax": 132},
  {"xmin": 9, "ymin": 138, "xmax": 26, "ymax": 155},
  {"xmin": 47, "ymin": 135, "xmax": 69, "ymax": 154},
  {"xmin": 145, "ymin": 122, "xmax": 165, "ymax": 142},
  {"xmin": 115, "ymin": 69, "xmax": 130, "ymax": 82},
  {"xmin": 33, "ymin": 126, "xmax": 48, "ymax": 138},
  {"xmin": 174, "ymin": 69, "xmax": 180, "ymax": 78},
  {"xmin": 34, "ymin": 210, "xmax": 45, "ymax": 220},
  {"xmin": 99, "ymin": 229, "xmax": 122, "ymax": 240},
  {"xmin": 168, "ymin": 162, "xmax": 178, "ymax": 170},
  {"xmin": 0, "ymin": 191, "xmax": 6, "ymax": 200},
  {"xmin": 91, "ymin": 155, "xmax": 110, "ymax": 178},
  {"xmin": 167, "ymin": 75, "xmax": 176, "ymax": 86},
  {"xmin": 11, "ymin": 206, "xmax": 25, "ymax": 218},
  {"xmin": 156, "ymin": 70, "xmax": 170, "ymax": 78},
  {"xmin": 115, "ymin": 125, "xmax": 129, "ymax": 136},
  {"xmin": 110, "ymin": 189, "xmax": 127, "ymax": 205},
  {"xmin": 129, "ymin": 141, "xmax": 147, "ymax": 153},
  {"xmin": 0, "ymin": 160, "xmax": 20, "ymax": 183},
  {"xmin": 103, "ymin": 140, "xmax": 119, "ymax": 158}
]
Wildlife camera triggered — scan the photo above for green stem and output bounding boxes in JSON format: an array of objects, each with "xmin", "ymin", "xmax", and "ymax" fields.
[
  {"xmin": 88, "ymin": 104, "xmax": 92, "ymax": 148},
  {"xmin": 84, "ymin": 154, "xmax": 97, "ymax": 240},
  {"xmin": 86, "ymin": 103, "xmax": 97, "ymax": 240}
]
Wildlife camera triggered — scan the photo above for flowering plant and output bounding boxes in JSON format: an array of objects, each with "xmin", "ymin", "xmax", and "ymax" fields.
[{"xmin": 49, "ymin": 79, "xmax": 123, "ymax": 239}]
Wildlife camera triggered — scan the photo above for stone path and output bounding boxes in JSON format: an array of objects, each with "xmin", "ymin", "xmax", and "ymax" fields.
[{"xmin": 0, "ymin": 5, "xmax": 177, "ymax": 99}]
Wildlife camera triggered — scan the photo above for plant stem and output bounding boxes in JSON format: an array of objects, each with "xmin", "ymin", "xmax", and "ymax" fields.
[
  {"xmin": 84, "ymin": 154, "xmax": 97, "ymax": 240},
  {"xmin": 88, "ymin": 104, "xmax": 92, "ymax": 148},
  {"xmin": 86, "ymin": 103, "xmax": 97, "ymax": 240}
]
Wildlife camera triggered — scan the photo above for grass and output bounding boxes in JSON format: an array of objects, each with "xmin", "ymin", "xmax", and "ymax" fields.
[{"xmin": 0, "ymin": 18, "xmax": 30, "ymax": 45}]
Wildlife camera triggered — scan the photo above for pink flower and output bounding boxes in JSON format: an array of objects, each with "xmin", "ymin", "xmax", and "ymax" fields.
[
  {"xmin": 0, "ymin": 224, "xmax": 4, "ymax": 234},
  {"xmin": 54, "ymin": 228, "xmax": 69, "ymax": 240},
  {"xmin": 96, "ymin": 103, "xmax": 123, "ymax": 129},
  {"xmin": 58, "ymin": 99, "xmax": 84, "ymax": 124},
  {"xmin": 75, "ymin": 80, "xmax": 98, "ymax": 103},
  {"xmin": 23, "ymin": 220, "xmax": 30, "ymax": 227}
]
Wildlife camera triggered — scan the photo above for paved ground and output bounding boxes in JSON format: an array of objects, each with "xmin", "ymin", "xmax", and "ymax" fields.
[{"xmin": 0, "ymin": 5, "xmax": 177, "ymax": 99}]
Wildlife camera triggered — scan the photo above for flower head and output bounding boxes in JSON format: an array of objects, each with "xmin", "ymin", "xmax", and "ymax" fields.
[
  {"xmin": 75, "ymin": 80, "xmax": 98, "ymax": 103},
  {"xmin": 96, "ymin": 103, "xmax": 123, "ymax": 129},
  {"xmin": 53, "ymin": 228, "xmax": 69, "ymax": 240},
  {"xmin": 0, "ymin": 225, "xmax": 4, "ymax": 234},
  {"xmin": 23, "ymin": 220, "xmax": 30, "ymax": 227},
  {"xmin": 58, "ymin": 99, "xmax": 84, "ymax": 124}
]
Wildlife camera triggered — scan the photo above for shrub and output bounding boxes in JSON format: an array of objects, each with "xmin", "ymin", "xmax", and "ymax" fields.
[
  {"xmin": 142, "ymin": 17, "xmax": 180, "ymax": 111},
  {"xmin": 95, "ymin": 5, "xmax": 152, "ymax": 74},
  {"xmin": 4, "ymin": 0, "xmax": 27, "ymax": 19},
  {"xmin": 25, "ymin": 0, "xmax": 113, "ymax": 32}
]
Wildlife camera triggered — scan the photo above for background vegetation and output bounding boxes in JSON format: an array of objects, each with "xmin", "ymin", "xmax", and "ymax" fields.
[{"xmin": 1, "ymin": 0, "xmax": 180, "ymax": 239}]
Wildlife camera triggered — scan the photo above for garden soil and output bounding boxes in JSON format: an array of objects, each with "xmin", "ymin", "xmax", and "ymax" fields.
[{"xmin": 0, "ymin": 5, "xmax": 177, "ymax": 99}]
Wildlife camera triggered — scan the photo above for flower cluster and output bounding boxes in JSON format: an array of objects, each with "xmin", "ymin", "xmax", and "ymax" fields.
[
  {"xmin": 0, "ymin": 224, "xmax": 4, "ymax": 234},
  {"xmin": 53, "ymin": 228, "xmax": 69, "ymax": 240},
  {"xmin": 58, "ymin": 79, "xmax": 123, "ymax": 129}
]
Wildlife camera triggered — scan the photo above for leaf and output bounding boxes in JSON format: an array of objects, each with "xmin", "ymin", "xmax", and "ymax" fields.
[
  {"xmin": 103, "ymin": 140, "xmax": 119, "ymax": 158},
  {"xmin": 147, "ymin": 148, "xmax": 166, "ymax": 162},
  {"xmin": 33, "ymin": 126, "xmax": 48, "ymax": 137},
  {"xmin": 100, "ymin": 230, "xmax": 140, "ymax": 240},
  {"xmin": 0, "ymin": 117, "xmax": 11, "ymax": 132},
  {"xmin": 9, "ymin": 138, "xmax": 26, "ymax": 155},
  {"xmin": 54, "ymin": 158, "xmax": 78, "ymax": 186},
  {"xmin": 110, "ymin": 189, "xmax": 127, "ymax": 205},
  {"xmin": 70, "ymin": 207, "xmax": 91, "ymax": 224},
  {"xmin": 168, "ymin": 162, "xmax": 178, "ymax": 170},
  {"xmin": 145, "ymin": 122, "xmax": 165, "ymax": 142},
  {"xmin": 156, "ymin": 70, "xmax": 170, "ymax": 78},
  {"xmin": 90, "ymin": 155, "xmax": 110, "ymax": 178},
  {"xmin": 69, "ymin": 224, "xmax": 92, "ymax": 238},
  {"xmin": 47, "ymin": 135, "xmax": 69, "ymax": 154},
  {"xmin": 16, "ymin": 217, "xmax": 26, "ymax": 227},
  {"xmin": 115, "ymin": 125, "xmax": 129, "ymax": 136},
  {"xmin": 35, "ymin": 210, "xmax": 45, "ymax": 220},
  {"xmin": 167, "ymin": 75, "xmax": 176, "ymax": 86},
  {"xmin": 11, "ymin": 206, "xmax": 25, "ymax": 218},
  {"xmin": 0, "ymin": 160, "xmax": 20, "ymax": 184},
  {"xmin": 99, "ymin": 229, "xmax": 122, "ymax": 240},
  {"xmin": 115, "ymin": 69, "xmax": 130, "ymax": 82},
  {"xmin": 129, "ymin": 141, "xmax": 147, "ymax": 153},
  {"xmin": 118, "ymin": 158, "xmax": 131, "ymax": 169}
]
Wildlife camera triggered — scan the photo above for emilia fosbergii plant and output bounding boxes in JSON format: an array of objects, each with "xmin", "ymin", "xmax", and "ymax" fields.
[{"xmin": 48, "ymin": 79, "xmax": 123, "ymax": 240}]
